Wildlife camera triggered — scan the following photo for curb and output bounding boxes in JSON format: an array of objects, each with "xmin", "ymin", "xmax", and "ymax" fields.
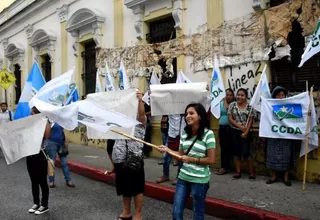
[{"xmin": 56, "ymin": 159, "xmax": 300, "ymax": 220}]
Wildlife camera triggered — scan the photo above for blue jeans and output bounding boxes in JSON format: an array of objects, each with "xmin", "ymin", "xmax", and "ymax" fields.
[
  {"xmin": 46, "ymin": 140, "xmax": 72, "ymax": 183},
  {"xmin": 163, "ymin": 154, "xmax": 182, "ymax": 178},
  {"xmin": 161, "ymin": 131, "xmax": 168, "ymax": 159},
  {"xmin": 173, "ymin": 179, "xmax": 209, "ymax": 220}
]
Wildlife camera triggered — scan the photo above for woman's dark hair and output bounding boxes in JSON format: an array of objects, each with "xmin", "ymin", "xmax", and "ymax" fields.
[
  {"xmin": 226, "ymin": 88, "xmax": 235, "ymax": 96},
  {"xmin": 236, "ymin": 88, "xmax": 248, "ymax": 98},
  {"xmin": 184, "ymin": 103, "xmax": 209, "ymax": 140},
  {"xmin": 31, "ymin": 106, "xmax": 40, "ymax": 114}
]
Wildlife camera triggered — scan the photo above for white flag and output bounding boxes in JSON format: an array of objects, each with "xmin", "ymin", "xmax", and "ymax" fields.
[
  {"xmin": 32, "ymin": 98, "xmax": 79, "ymax": 131},
  {"xmin": 298, "ymin": 19, "xmax": 320, "ymax": 67},
  {"xmin": 78, "ymin": 100, "xmax": 139, "ymax": 133},
  {"xmin": 150, "ymin": 82, "xmax": 208, "ymax": 116},
  {"xmin": 0, "ymin": 114, "xmax": 47, "ymax": 165},
  {"xmin": 95, "ymin": 71, "xmax": 102, "ymax": 93},
  {"xmin": 249, "ymin": 65, "xmax": 271, "ymax": 112},
  {"xmin": 176, "ymin": 71, "xmax": 191, "ymax": 83},
  {"xmin": 210, "ymin": 55, "xmax": 226, "ymax": 119},
  {"xmin": 259, "ymin": 92, "xmax": 310, "ymax": 140},
  {"xmin": 105, "ymin": 63, "xmax": 115, "ymax": 91},
  {"xmin": 86, "ymin": 89, "xmax": 138, "ymax": 139},
  {"xmin": 142, "ymin": 72, "xmax": 160, "ymax": 105},
  {"xmin": 300, "ymin": 96, "xmax": 319, "ymax": 157}
]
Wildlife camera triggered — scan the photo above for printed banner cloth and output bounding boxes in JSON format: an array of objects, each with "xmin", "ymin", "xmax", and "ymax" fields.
[
  {"xmin": 85, "ymin": 89, "xmax": 138, "ymax": 139},
  {"xmin": 150, "ymin": 82, "xmax": 207, "ymax": 116},
  {"xmin": 0, "ymin": 114, "xmax": 47, "ymax": 165}
]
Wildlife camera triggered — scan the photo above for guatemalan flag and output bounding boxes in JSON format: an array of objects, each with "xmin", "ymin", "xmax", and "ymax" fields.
[
  {"xmin": 119, "ymin": 61, "xmax": 130, "ymax": 90},
  {"xmin": 13, "ymin": 62, "xmax": 45, "ymax": 120},
  {"xmin": 64, "ymin": 87, "xmax": 79, "ymax": 105}
]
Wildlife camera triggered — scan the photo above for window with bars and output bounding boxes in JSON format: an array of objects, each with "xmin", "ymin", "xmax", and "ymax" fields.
[
  {"xmin": 81, "ymin": 41, "xmax": 97, "ymax": 98},
  {"xmin": 14, "ymin": 64, "xmax": 21, "ymax": 104},
  {"xmin": 41, "ymin": 54, "xmax": 52, "ymax": 82},
  {"xmin": 271, "ymin": 20, "xmax": 320, "ymax": 92},
  {"xmin": 146, "ymin": 16, "xmax": 177, "ymax": 84}
]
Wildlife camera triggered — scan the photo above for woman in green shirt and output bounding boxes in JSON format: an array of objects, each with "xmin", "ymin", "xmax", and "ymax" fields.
[{"xmin": 159, "ymin": 103, "xmax": 216, "ymax": 220}]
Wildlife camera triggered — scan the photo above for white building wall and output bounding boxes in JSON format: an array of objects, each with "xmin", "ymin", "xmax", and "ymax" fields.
[
  {"xmin": 223, "ymin": 0, "xmax": 254, "ymax": 21},
  {"xmin": 184, "ymin": 0, "xmax": 208, "ymax": 84},
  {"xmin": 123, "ymin": 6, "xmax": 137, "ymax": 46}
]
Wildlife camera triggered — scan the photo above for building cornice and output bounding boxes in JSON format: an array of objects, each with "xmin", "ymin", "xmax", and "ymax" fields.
[
  {"xmin": 0, "ymin": 0, "xmax": 53, "ymax": 35},
  {"xmin": 124, "ymin": 0, "xmax": 151, "ymax": 9}
]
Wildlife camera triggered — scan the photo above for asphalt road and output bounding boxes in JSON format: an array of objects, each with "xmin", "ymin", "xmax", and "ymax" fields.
[{"xmin": 0, "ymin": 156, "xmax": 219, "ymax": 220}]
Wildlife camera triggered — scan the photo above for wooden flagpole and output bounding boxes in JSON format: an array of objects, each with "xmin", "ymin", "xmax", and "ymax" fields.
[
  {"xmin": 302, "ymin": 84, "xmax": 313, "ymax": 191},
  {"xmin": 111, "ymin": 129, "xmax": 182, "ymax": 159}
]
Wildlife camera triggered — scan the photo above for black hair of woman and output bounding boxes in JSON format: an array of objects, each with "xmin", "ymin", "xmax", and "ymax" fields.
[
  {"xmin": 226, "ymin": 88, "xmax": 235, "ymax": 96},
  {"xmin": 184, "ymin": 103, "xmax": 209, "ymax": 140},
  {"xmin": 237, "ymin": 88, "xmax": 248, "ymax": 98},
  {"xmin": 271, "ymin": 86, "xmax": 288, "ymax": 99}
]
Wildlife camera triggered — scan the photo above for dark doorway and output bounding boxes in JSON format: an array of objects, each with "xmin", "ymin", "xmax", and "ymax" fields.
[
  {"xmin": 41, "ymin": 54, "xmax": 51, "ymax": 82},
  {"xmin": 14, "ymin": 64, "xmax": 21, "ymax": 104},
  {"xmin": 81, "ymin": 40, "xmax": 97, "ymax": 98}
]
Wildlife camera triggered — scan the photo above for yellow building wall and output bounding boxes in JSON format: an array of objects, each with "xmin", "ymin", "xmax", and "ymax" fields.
[{"xmin": 0, "ymin": 0, "xmax": 15, "ymax": 13}]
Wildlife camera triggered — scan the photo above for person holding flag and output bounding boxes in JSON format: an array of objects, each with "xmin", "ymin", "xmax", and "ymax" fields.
[
  {"xmin": 27, "ymin": 107, "xmax": 51, "ymax": 215},
  {"xmin": 228, "ymin": 88, "xmax": 256, "ymax": 180},
  {"xmin": 265, "ymin": 86, "xmax": 297, "ymax": 186}
]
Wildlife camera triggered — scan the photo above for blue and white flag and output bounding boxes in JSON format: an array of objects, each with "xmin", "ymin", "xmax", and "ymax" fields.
[
  {"xmin": 119, "ymin": 61, "xmax": 130, "ymax": 90},
  {"xmin": 259, "ymin": 92, "xmax": 310, "ymax": 140},
  {"xmin": 210, "ymin": 55, "xmax": 226, "ymax": 119},
  {"xmin": 105, "ymin": 63, "xmax": 115, "ymax": 91},
  {"xmin": 14, "ymin": 62, "xmax": 45, "ymax": 120},
  {"xmin": 33, "ymin": 67, "xmax": 75, "ymax": 106},
  {"xmin": 95, "ymin": 71, "xmax": 102, "ymax": 93},
  {"xmin": 64, "ymin": 86, "xmax": 79, "ymax": 105},
  {"xmin": 249, "ymin": 64, "xmax": 271, "ymax": 112},
  {"xmin": 299, "ymin": 19, "xmax": 320, "ymax": 67}
]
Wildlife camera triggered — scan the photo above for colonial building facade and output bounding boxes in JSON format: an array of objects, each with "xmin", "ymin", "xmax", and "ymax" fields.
[{"xmin": 0, "ymin": 0, "xmax": 319, "ymax": 181}]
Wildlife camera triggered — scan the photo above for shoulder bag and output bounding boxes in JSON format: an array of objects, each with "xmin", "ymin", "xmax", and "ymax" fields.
[
  {"xmin": 41, "ymin": 148, "xmax": 55, "ymax": 177},
  {"xmin": 123, "ymin": 141, "xmax": 143, "ymax": 173}
]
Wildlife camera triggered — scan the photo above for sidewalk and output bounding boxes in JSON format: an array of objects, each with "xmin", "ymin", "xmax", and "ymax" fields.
[{"xmin": 59, "ymin": 144, "xmax": 320, "ymax": 220}]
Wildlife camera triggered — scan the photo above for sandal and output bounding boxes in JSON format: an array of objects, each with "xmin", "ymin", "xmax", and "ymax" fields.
[
  {"xmin": 117, "ymin": 216, "xmax": 132, "ymax": 220},
  {"xmin": 49, "ymin": 182, "xmax": 55, "ymax": 188},
  {"xmin": 284, "ymin": 180, "xmax": 292, "ymax": 186},
  {"xmin": 215, "ymin": 169, "xmax": 228, "ymax": 175},
  {"xmin": 66, "ymin": 182, "xmax": 75, "ymax": 188},
  {"xmin": 156, "ymin": 176, "xmax": 169, "ymax": 184},
  {"xmin": 105, "ymin": 169, "xmax": 115, "ymax": 175},
  {"xmin": 266, "ymin": 178, "xmax": 277, "ymax": 184}
]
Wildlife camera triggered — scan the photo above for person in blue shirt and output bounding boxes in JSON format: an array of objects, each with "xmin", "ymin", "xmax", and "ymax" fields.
[
  {"xmin": 215, "ymin": 89, "xmax": 235, "ymax": 175},
  {"xmin": 46, "ymin": 123, "xmax": 75, "ymax": 188}
]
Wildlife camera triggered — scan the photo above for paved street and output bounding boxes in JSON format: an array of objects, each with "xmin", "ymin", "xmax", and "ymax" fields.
[
  {"xmin": 65, "ymin": 144, "xmax": 320, "ymax": 220},
  {"xmin": 0, "ymin": 156, "xmax": 219, "ymax": 220}
]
